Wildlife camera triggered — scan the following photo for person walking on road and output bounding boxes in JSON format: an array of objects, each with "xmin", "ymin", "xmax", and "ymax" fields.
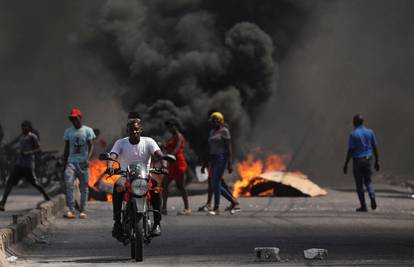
[
  {"xmin": 198, "ymin": 111, "xmax": 238, "ymax": 213},
  {"xmin": 0, "ymin": 120, "xmax": 50, "ymax": 211},
  {"xmin": 161, "ymin": 118, "xmax": 190, "ymax": 215},
  {"xmin": 343, "ymin": 114, "xmax": 379, "ymax": 212},
  {"xmin": 201, "ymin": 112, "xmax": 239, "ymax": 215},
  {"xmin": 63, "ymin": 108, "xmax": 95, "ymax": 219}
]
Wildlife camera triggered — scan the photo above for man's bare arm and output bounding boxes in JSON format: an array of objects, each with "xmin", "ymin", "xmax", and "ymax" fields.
[
  {"xmin": 63, "ymin": 141, "xmax": 69, "ymax": 166},
  {"xmin": 372, "ymin": 143, "xmax": 380, "ymax": 171},
  {"xmin": 343, "ymin": 149, "xmax": 352, "ymax": 174},
  {"xmin": 87, "ymin": 140, "xmax": 94, "ymax": 162},
  {"xmin": 107, "ymin": 152, "xmax": 118, "ymax": 168}
]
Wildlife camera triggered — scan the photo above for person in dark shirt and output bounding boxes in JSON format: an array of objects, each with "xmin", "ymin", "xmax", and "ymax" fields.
[
  {"xmin": 0, "ymin": 120, "xmax": 50, "ymax": 211},
  {"xmin": 343, "ymin": 114, "xmax": 380, "ymax": 212}
]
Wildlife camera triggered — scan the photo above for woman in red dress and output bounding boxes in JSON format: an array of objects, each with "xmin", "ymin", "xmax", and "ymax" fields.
[{"xmin": 161, "ymin": 119, "xmax": 190, "ymax": 215}]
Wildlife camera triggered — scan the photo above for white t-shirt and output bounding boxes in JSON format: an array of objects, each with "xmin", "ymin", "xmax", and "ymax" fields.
[{"xmin": 110, "ymin": 136, "xmax": 160, "ymax": 170}]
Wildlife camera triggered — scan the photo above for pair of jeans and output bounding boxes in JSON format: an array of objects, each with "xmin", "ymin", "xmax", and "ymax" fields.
[
  {"xmin": 210, "ymin": 153, "xmax": 234, "ymax": 210},
  {"xmin": 64, "ymin": 162, "xmax": 89, "ymax": 212},
  {"xmin": 353, "ymin": 157, "xmax": 375, "ymax": 207}
]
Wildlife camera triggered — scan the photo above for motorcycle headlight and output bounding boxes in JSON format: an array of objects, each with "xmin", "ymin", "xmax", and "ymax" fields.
[{"xmin": 131, "ymin": 179, "xmax": 148, "ymax": 196}]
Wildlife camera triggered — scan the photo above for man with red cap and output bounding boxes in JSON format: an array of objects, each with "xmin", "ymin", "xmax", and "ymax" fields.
[{"xmin": 63, "ymin": 108, "xmax": 95, "ymax": 219}]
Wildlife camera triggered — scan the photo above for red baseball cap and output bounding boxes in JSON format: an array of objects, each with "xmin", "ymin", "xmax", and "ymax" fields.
[{"xmin": 69, "ymin": 108, "xmax": 82, "ymax": 118}]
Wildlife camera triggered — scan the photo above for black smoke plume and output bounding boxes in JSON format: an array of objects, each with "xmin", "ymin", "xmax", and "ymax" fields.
[{"xmin": 86, "ymin": 0, "xmax": 308, "ymax": 158}]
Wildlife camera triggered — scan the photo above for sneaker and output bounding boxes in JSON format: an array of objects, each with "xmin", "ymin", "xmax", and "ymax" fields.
[
  {"xmin": 79, "ymin": 212, "xmax": 87, "ymax": 219},
  {"xmin": 64, "ymin": 211, "xmax": 76, "ymax": 219},
  {"xmin": 207, "ymin": 209, "xmax": 219, "ymax": 216},
  {"xmin": 112, "ymin": 221, "xmax": 123, "ymax": 241},
  {"xmin": 225, "ymin": 202, "xmax": 240, "ymax": 212},
  {"xmin": 370, "ymin": 198, "xmax": 377, "ymax": 210},
  {"xmin": 356, "ymin": 206, "xmax": 368, "ymax": 212},
  {"xmin": 198, "ymin": 204, "xmax": 211, "ymax": 212},
  {"xmin": 0, "ymin": 203, "xmax": 5, "ymax": 212},
  {"xmin": 177, "ymin": 209, "xmax": 191, "ymax": 215},
  {"xmin": 151, "ymin": 224, "xmax": 161, "ymax": 236},
  {"xmin": 230, "ymin": 205, "xmax": 241, "ymax": 215}
]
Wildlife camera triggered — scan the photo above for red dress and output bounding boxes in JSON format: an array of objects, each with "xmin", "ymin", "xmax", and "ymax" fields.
[{"xmin": 166, "ymin": 135, "xmax": 188, "ymax": 180}]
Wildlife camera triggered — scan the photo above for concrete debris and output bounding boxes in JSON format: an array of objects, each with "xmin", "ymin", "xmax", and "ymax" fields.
[
  {"xmin": 7, "ymin": 256, "xmax": 17, "ymax": 263},
  {"xmin": 304, "ymin": 248, "xmax": 328, "ymax": 260},
  {"xmin": 254, "ymin": 247, "xmax": 281, "ymax": 262}
]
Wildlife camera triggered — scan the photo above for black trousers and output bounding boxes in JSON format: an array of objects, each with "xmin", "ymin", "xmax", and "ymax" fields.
[
  {"xmin": 1, "ymin": 165, "xmax": 49, "ymax": 204},
  {"xmin": 353, "ymin": 157, "xmax": 375, "ymax": 207},
  {"xmin": 113, "ymin": 180, "xmax": 161, "ymax": 225}
]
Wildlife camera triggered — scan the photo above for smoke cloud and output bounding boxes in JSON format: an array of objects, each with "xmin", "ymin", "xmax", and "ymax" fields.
[{"xmin": 87, "ymin": 0, "xmax": 308, "ymax": 157}]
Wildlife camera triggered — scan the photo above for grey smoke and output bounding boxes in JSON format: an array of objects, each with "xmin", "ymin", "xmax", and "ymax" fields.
[{"xmin": 89, "ymin": 0, "xmax": 307, "ymax": 158}]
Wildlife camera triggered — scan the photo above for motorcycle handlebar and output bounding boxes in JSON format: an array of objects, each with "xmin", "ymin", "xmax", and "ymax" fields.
[
  {"xmin": 105, "ymin": 168, "xmax": 126, "ymax": 176},
  {"xmin": 105, "ymin": 168, "xmax": 166, "ymax": 176},
  {"xmin": 149, "ymin": 167, "xmax": 168, "ymax": 175}
]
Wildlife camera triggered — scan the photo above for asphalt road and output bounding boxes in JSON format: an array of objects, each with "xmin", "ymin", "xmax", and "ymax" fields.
[{"xmin": 10, "ymin": 185, "xmax": 414, "ymax": 267}]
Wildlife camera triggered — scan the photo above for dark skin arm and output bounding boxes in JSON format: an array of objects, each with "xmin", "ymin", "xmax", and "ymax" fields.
[
  {"xmin": 343, "ymin": 149, "xmax": 352, "ymax": 174},
  {"xmin": 4, "ymin": 135, "xmax": 21, "ymax": 150},
  {"xmin": 63, "ymin": 141, "xmax": 69, "ymax": 166},
  {"xmin": 201, "ymin": 149, "xmax": 210, "ymax": 174},
  {"xmin": 106, "ymin": 152, "xmax": 118, "ymax": 174},
  {"xmin": 372, "ymin": 143, "xmax": 380, "ymax": 171},
  {"xmin": 86, "ymin": 140, "xmax": 94, "ymax": 166},
  {"xmin": 108, "ymin": 150, "xmax": 167, "ymax": 171},
  {"xmin": 225, "ymin": 139, "xmax": 233, "ymax": 173},
  {"xmin": 153, "ymin": 149, "xmax": 165, "ymax": 161}
]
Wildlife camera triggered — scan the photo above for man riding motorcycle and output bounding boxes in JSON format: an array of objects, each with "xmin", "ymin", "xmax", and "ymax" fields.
[{"xmin": 108, "ymin": 118, "xmax": 168, "ymax": 241}]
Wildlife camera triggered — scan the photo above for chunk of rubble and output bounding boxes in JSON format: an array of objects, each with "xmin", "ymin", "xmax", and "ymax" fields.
[
  {"xmin": 254, "ymin": 247, "xmax": 281, "ymax": 262},
  {"xmin": 304, "ymin": 248, "xmax": 328, "ymax": 260},
  {"xmin": 7, "ymin": 256, "xmax": 18, "ymax": 263}
]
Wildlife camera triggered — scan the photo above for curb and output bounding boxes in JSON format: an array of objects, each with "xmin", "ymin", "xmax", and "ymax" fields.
[{"xmin": 0, "ymin": 194, "xmax": 65, "ymax": 267}]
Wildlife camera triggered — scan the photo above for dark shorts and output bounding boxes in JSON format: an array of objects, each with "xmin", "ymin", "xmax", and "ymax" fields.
[{"xmin": 9, "ymin": 165, "xmax": 39, "ymax": 186}]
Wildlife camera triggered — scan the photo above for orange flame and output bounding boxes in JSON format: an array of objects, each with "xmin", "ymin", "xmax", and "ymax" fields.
[
  {"xmin": 233, "ymin": 153, "xmax": 287, "ymax": 198},
  {"xmin": 89, "ymin": 159, "xmax": 120, "ymax": 202}
]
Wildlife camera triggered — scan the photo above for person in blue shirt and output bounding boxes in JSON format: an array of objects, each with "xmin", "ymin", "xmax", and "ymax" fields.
[{"xmin": 343, "ymin": 114, "xmax": 380, "ymax": 212}]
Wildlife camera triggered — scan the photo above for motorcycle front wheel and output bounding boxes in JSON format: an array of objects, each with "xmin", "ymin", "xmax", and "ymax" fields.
[{"xmin": 130, "ymin": 205, "xmax": 144, "ymax": 262}]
